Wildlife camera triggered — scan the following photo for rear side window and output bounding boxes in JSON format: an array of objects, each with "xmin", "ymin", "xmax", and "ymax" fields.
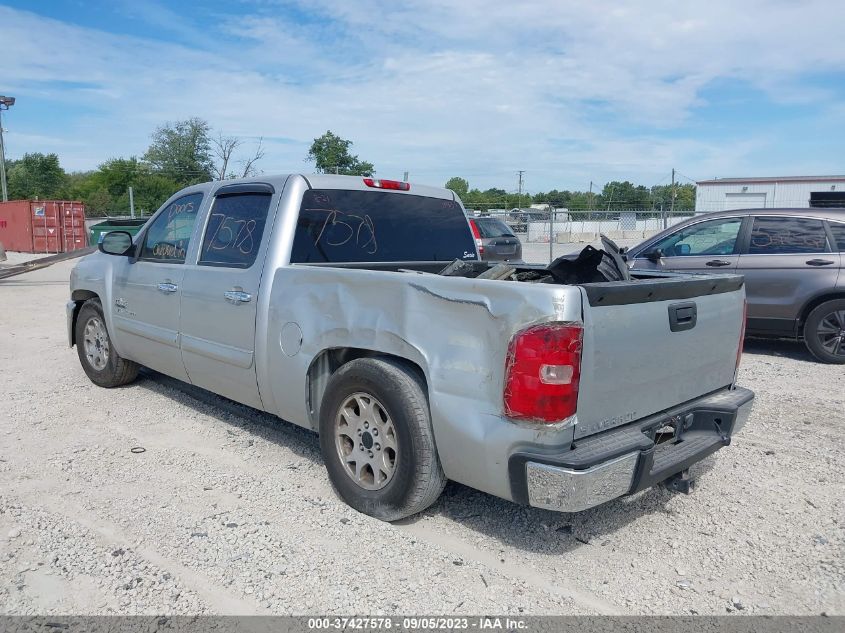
[
  {"xmin": 475, "ymin": 218, "xmax": 515, "ymax": 238},
  {"xmin": 748, "ymin": 217, "xmax": 828, "ymax": 254},
  {"xmin": 198, "ymin": 193, "xmax": 272, "ymax": 268},
  {"xmin": 828, "ymin": 222, "xmax": 845, "ymax": 251},
  {"xmin": 140, "ymin": 193, "xmax": 203, "ymax": 263},
  {"xmin": 290, "ymin": 190, "xmax": 477, "ymax": 263}
]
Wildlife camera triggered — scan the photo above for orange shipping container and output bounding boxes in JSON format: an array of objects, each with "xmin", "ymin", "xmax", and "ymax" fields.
[{"xmin": 0, "ymin": 200, "xmax": 88, "ymax": 254}]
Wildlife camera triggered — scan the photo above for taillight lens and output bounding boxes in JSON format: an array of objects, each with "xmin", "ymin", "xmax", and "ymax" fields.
[
  {"xmin": 363, "ymin": 178, "xmax": 410, "ymax": 191},
  {"xmin": 504, "ymin": 323, "xmax": 583, "ymax": 423},
  {"xmin": 469, "ymin": 219, "xmax": 484, "ymax": 255},
  {"xmin": 736, "ymin": 299, "xmax": 747, "ymax": 373}
]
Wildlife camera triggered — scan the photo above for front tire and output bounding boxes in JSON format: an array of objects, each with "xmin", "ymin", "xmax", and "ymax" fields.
[
  {"xmin": 803, "ymin": 299, "xmax": 845, "ymax": 364},
  {"xmin": 318, "ymin": 358, "xmax": 446, "ymax": 521},
  {"xmin": 75, "ymin": 299, "xmax": 140, "ymax": 387}
]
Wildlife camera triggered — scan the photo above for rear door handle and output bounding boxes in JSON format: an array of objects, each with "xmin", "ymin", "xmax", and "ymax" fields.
[
  {"xmin": 705, "ymin": 260, "xmax": 732, "ymax": 267},
  {"xmin": 224, "ymin": 290, "xmax": 252, "ymax": 304},
  {"xmin": 157, "ymin": 282, "xmax": 178, "ymax": 293},
  {"xmin": 806, "ymin": 259, "xmax": 835, "ymax": 266}
]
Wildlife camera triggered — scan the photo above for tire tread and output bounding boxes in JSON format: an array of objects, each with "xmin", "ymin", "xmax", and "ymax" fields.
[
  {"xmin": 319, "ymin": 357, "xmax": 446, "ymax": 521},
  {"xmin": 803, "ymin": 299, "xmax": 845, "ymax": 365},
  {"xmin": 76, "ymin": 298, "xmax": 140, "ymax": 387}
]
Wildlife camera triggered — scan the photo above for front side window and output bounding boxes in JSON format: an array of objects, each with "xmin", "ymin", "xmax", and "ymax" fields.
[
  {"xmin": 140, "ymin": 193, "xmax": 203, "ymax": 263},
  {"xmin": 649, "ymin": 218, "xmax": 742, "ymax": 257},
  {"xmin": 826, "ymin": 221, "xmax": 845, "ymax": 251},
  {"xmin": 747, "ymin": 217, "xmax": 828, "ymax": 255},
  {"xmin": 290, "ymin": 190, "xmax": 477, "ymax": 263},
  {"xmin": 198, "ymin": 193, "xmax": 272, "ymax": 268}
]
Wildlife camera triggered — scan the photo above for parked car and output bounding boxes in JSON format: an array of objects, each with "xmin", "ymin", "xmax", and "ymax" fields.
[
  {"xmin": 626, "ymin": 208, "xmax": 845, "ymax": 363},
  {"xmin": 68, "ymin": 174, "xmax": 752, "ymax": 521},
  {"xmin": 468, "ymin": 216, "xmax": 523, "ymax": 262}
]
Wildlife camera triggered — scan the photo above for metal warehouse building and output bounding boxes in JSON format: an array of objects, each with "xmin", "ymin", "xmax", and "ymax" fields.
[{"xmin": 695, "ymin": 175, "xmax": 845, "ymax": 213}]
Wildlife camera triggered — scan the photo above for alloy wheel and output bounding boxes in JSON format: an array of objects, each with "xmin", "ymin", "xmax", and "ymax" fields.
[{"xmin": 334, "ymin": 392, "xmax": 398, "ymax": 491}]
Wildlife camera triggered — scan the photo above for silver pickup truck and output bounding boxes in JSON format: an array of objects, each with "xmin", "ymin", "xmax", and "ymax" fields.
[{"xmin": 68, "ymin": 174, "xmax": 754, "ymax": 521}]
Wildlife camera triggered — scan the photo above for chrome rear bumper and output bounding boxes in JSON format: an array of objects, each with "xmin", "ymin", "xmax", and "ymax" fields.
[
  {"xmin": 511, "ymin": 386, "xmax": 755, "ymax": 512},
  {"xmin": 526, "ymin": 453, "xmax": 639, "ymax": 512}
]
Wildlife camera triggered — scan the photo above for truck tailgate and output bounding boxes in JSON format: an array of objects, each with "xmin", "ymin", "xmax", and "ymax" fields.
[{"xmin": 574, "ymin": 274, "xmax": 745, "ymax": 440}]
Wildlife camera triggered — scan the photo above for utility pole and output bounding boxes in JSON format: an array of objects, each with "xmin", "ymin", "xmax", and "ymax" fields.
[
  {"xmin": 588, "ymin": 181, "xmax": 594, "ymax": 211},
  {"xmin": 0, "ymin": 96, "xmax": 15, "ymax": 202},
  {"xmin": 0, "ymin": 109, "xmax": 7, "ymax": 202},
  {"xmin": 403, "ymin": 171, "xmax": 408, "ymax": 182},
  {"xmin": 128, "ymin": 186, "xmax": 135, "ymax": 218},
  {"xmin": 606, "ymin": 184, "xmax": 615, "ymax": 212},
  {"xmin": 517, "ymin": 170, "xmax": 525, "ymax": 209}
]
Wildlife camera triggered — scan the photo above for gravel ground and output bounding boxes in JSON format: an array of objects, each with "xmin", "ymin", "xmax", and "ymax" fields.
[
  {"xmin": 0, "ymin": 252, "xmax": 53, "ymax": 266},
  {"xmin": 0, "ymin": 256, "xmax": 843, "ymax": 616}
]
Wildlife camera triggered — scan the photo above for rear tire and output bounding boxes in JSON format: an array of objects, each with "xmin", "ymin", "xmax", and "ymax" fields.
[
  {"xmin": 318, "ymin": 358, "xmax": 446, "ymax": 521},
  {"xmin": 803, "ymin": 299, "xmax": 845, "ymax": 364},
  {"xmin": 75, "ymin": 299, "xmax": 140, "ymax": 387}
]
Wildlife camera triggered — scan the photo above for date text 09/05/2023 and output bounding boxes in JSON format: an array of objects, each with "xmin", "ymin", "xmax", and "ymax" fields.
[{"xmin": 307, "ymin": 616, "xmax": 528, "ymax": 630}]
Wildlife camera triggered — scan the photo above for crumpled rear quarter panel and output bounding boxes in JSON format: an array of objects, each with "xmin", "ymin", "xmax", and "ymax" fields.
[{"xmin": 263, "ymin": 265, "xmax": 583, "ymax": 500}]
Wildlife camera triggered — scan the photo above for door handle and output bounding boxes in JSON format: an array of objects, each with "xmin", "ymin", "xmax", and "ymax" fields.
[
  {"xmin": 157, "ymin": 282, "xmax": 178, "ymax": 293},
  {"xmin": 705, "ymin": 260, "xmax": 732, "ymax": 267},
  {"xmin": 224, "ymin": 290, "xmax": 252, "ymax": 304},
  {"xmin": 806, "ymin": 259, "xmax": 835, "ymax": 266},
  {"xmin": 668, "ymin": 301, "xmax": 697, "ymax": 332}
]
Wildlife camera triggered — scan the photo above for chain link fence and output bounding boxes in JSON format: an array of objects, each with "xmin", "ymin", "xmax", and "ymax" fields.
[{"xmin": 474, "ymin": 208, "xmax": 696, "ymax": 243}]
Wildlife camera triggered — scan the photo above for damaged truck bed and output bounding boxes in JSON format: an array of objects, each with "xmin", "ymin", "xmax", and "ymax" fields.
[{"xmin": 67, "ymin": 173, "xmax": 754, "ymax": 521}]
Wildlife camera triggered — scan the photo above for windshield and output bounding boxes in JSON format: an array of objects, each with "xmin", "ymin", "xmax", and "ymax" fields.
[{"xmin": 291, "ymin": 189, "xmax": 478, "ymax": 263}]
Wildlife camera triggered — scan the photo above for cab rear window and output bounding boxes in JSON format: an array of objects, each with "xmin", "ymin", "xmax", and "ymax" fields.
[{"xmin": 291, "ymin": 189, "xmax": 477, "ymax": 263}]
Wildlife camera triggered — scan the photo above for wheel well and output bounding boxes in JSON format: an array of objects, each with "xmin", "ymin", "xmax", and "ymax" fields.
[
  {"xmin": 69, "ymin": 291, "xmax": 100, "ymax": 346},
  {"xmin": 306, "ymin": 348, "xmax": 428, "ymax": 429},
  {"xmin": 798, "ymin": 292, "xmax": 845, "ymax": 332}
]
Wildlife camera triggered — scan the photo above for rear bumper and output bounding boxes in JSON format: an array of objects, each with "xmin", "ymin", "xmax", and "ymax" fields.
[{"xmin": 508, "ymin": 386, "xmax": 754, "ymax": 512}]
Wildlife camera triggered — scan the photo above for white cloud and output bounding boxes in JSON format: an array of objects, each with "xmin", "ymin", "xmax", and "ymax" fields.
[{"xmin": 1, "ymin": 1, "xmax": 844, "ymax": 190}]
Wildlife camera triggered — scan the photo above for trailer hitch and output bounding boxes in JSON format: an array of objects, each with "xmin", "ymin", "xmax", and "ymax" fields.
[{"xmin": 664, "ymin": 469, "xmax": 694, "ymax": 494}]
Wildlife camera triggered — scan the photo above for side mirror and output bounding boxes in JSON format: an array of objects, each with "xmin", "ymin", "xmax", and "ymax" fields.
[
  {"xmin": 645, "ymin": 248, "xmax": 664, "ymax": 263},
  {"xmin": 99, "ymin": 231, "xmax": 134, "ymax": 256}
]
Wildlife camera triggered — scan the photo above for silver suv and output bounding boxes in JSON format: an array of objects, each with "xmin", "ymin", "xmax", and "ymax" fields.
[{"xmin": 627, "ymin": 208, "xmax": 845, "ymax": 363}]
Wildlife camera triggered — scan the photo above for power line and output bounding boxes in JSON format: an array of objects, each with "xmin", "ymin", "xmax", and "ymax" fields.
[{"xmin": 674, "ymin": 170, "xmax": 699, "ymax": 184}]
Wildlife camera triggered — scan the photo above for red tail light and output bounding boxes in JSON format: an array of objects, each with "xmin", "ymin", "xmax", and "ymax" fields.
[
  {"xmin": 363, "ymin": 178, "xmax": 410, "ymax": 191},
  {"xmin": 469, "ymin": 219, "xmax": 484, "ymax": 255},
  {"xmin": 736, "ymin": 299, "xmax": 747, "ymax": 373},
  {"xmin": 504, "ymin": 323, "xmax": 583, "ymax": 423}
]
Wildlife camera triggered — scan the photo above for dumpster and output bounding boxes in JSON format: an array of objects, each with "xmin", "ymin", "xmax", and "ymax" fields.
[{"xmin": 89, "ymin": 218, "xmax": 148, "ymax": 245}]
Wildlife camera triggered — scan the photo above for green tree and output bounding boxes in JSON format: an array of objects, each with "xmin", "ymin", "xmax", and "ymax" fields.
[
  {"xmin": 444, "ymin": 177, "xmax": 469, "ymax": 198},
  {"xmin": 306, "ymin": 130, "xmax": 374, "ymax": 176},
  {"xmin": 130, "ymin": 172, "xmax": 181, "ymax": 215},
  {"xmin": 65, "ymin": 157, "xmax": 181, "ymax": 216},
  {"xmin": 598, "ymin": 181, "xmax": 651, "ymax": 210},
  {"xmin": 651, "ymin": 183, "xmax": 696, "ymax": 212},
  {"xmin": 535, "ymin": 189, "xmax": 572, "ymax": 208},
  {"xmin": 83, "ymin": 187, "xmax": 114, "ymax": 216},
  {"xmin": 143, "ymin": 117, "xmax": 213, "ymax": 186},
  {"xmin": 7, "ymin": 153, "xmax": 68, "ymax": 199}
]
